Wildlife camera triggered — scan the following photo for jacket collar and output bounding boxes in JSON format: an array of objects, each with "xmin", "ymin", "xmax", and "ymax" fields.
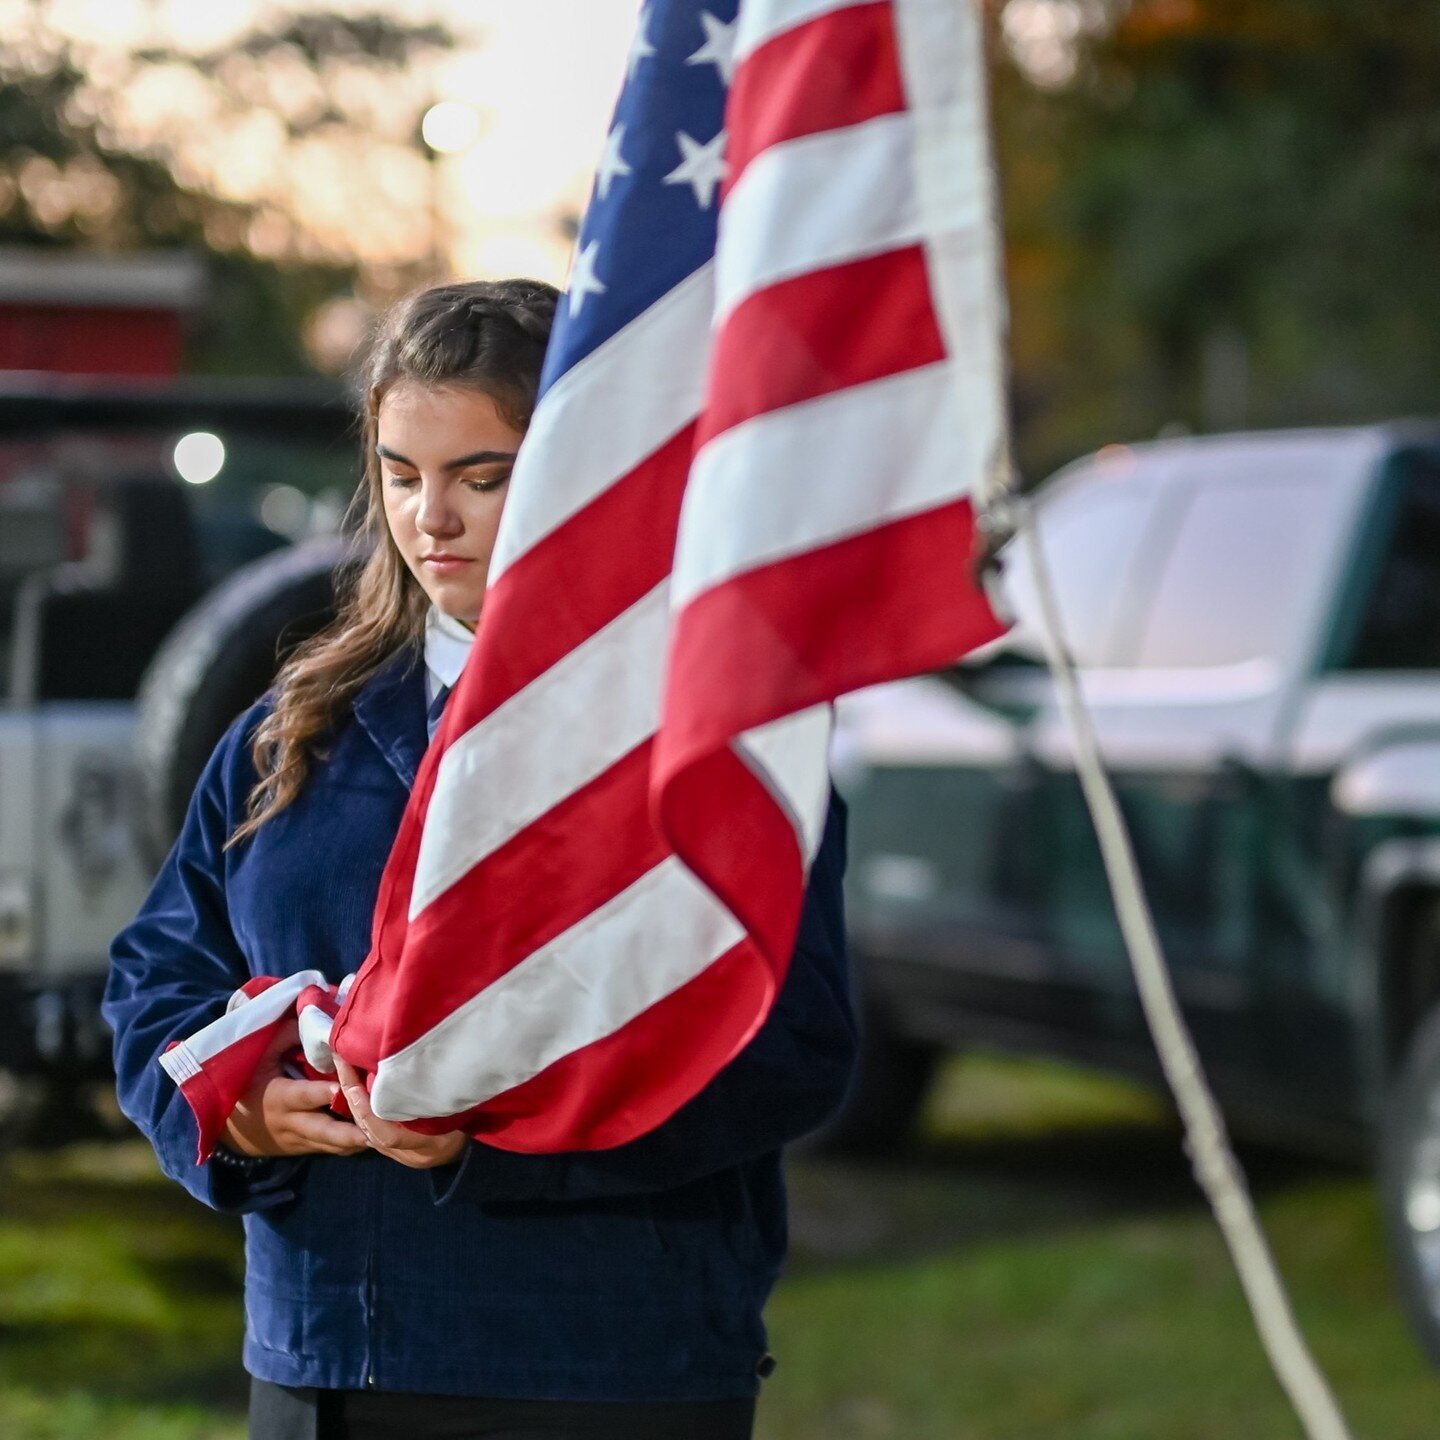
[{"xmin": 350, "ymin": 644, "xmax": 429, "ymax": 789}]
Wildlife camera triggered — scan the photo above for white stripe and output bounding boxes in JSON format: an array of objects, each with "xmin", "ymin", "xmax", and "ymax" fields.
[
  {"xmin": 159, "ymin": 1042, "xmax": 200, "ymax": 1085},
  {"xmin": 371, "ymin": 859, "xmax": 744, "ymax": 1121},
  {"xmin": 158, "ymin": 968, "xmax": 328, "ymax": 1083},
  {"xmin": 487, "ymin": 265, "xmax": 713, "ymax": 584},
  {"xmin": 890, "ymin": 0, "xmax": 1009, "ymax": 506},
  {"xmin": 410, "ymin": 584, "xmax": 670, "ymax": 917},
  {"xmin": 734, "ymin": 0, "xmax": 877, "ymax": 65},
  {"xmin": 298, "ymin": 1003, "xmax": 338, "ymax": 1074},
  {"xmin": 717, "ymin": 112, "xmax": 918, "ymax": 322},
  {"xmin": 672, "ymin": 361, "xmax": 971, "ymax": 608},
  {"xmin": 736, "ymin": 705, "xmax": 834, "ymax": 863}
]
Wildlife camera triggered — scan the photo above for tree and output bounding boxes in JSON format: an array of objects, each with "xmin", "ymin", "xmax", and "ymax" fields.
[
  {"xmin": 993, "ymin": 0, "xmax": 1440, "ymax": 475},
  {"xmin": 0, "ymin": 9, "xmax": 456, "ymax": 374}
]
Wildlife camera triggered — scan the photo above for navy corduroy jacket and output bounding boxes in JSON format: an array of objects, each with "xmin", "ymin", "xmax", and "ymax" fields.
[{"xmin": 103, "ymin": 645, "xmax": 855, "ymax": 1400}]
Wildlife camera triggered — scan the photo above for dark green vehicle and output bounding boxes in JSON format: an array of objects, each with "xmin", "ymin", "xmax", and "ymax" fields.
[{"xmin": 832, "ymin": 424, "xmax": 1440, "ymax": 1360}]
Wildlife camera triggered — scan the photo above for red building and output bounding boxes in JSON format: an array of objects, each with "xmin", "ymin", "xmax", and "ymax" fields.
[{"xmin": 0, "ymin": 249, "xmax": 205, "ymax": 378}]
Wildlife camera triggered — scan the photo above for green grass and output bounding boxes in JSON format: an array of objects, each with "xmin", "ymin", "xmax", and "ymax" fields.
[
  {"xmin": 3, "ymin": 1056, "xmax": 1439, "ymax": 1439},
  {"xmin": 0, "ymin": 1142, "xmax": 247, "ymax": 1440},
  {"xmin": 764, "ymin": 1180, "xmax": 1437, "ymax": 1440},
  {"xmin": 762, "ymin": 1054, "xmax": 1440, "ymax": 1439}
]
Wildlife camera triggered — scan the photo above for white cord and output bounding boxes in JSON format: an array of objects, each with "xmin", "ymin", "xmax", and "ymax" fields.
[{"xmin": 1013, "ymin": 499, "xmax": 1354, "ymax": 1440}]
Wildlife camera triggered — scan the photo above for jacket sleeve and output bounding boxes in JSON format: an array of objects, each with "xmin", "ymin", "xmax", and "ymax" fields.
[
  {"xmin": 103, "ymin": 702, "xmax": 302, "ymax": 1214},
  {"xmin": 429, "ymin": 792, "xmax": 856, "ymax": 1207}
]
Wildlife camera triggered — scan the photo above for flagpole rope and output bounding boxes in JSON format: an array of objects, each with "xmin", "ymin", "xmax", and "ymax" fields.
[{"xmin": 1001, "ymin": 496, "xmax": 1355, "ymax": 1440}]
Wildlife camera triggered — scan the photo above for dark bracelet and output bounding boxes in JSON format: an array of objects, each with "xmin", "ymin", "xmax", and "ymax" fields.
[{"xmin": 212, "ymin": 1142, "xmax": 271, "ymax": 1175}]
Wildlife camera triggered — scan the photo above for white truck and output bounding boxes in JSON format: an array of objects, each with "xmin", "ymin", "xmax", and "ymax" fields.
[{"xmin": 0, "ymin": 377, "xmax": 355, "ymax": 1115}]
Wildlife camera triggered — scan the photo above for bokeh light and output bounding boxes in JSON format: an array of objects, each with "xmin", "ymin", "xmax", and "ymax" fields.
[
  {"xmin": 421, "ymin": 101, "xmax": 483, "ymax": 156},
  {"xmin": 259, "ymin": 482, "xmax": 310, "ymax": 537},
  {"xmin": 172, "ymin": 431, "xmax": 225, "ymax": 485}
]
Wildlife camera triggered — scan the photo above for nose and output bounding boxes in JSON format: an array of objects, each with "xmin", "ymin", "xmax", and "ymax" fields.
[{"xmin": 415, "ymin": 477, "xmax": 464, "ymax": 539}]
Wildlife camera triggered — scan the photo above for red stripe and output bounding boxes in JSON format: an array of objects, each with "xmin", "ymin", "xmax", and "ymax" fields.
[
  {"xmin": 698, "ymin": 246, "xmax": 942, "ymax": 448},
  {"xmin": 342, "ymin": 754, "xmax": 804, "ymax": 1152},
  {"xmin": 336, "ymin": 425, "xmax": 698, "ymax": 1065},
  {"xmin": 442, "ymin": 421, "xmax": 694, "ymax": 738},
  {"xmin": 652, "ymin": 738, "xmax": 806, "ymax": 972},
  {"xmin": 726, "ymin": 1, "xmax": 906, "ymax": 195},
  {"xmin": 177, "ymin": 1018, "xmax": 286, "ymax": 1163},
  {"xmin": 657, "ymin": 496, "xmax": 1005, "ymax": 790},
  {"xmin": 358, "ymin": 744, "xmax": 667, "ymax": 1059},
  {"xmin": 420, "ymin": 937, "xmax": 777, "ymax": 1152}
]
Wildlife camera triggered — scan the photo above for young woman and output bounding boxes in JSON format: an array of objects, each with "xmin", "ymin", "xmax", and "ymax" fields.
[{"xmin": 104, "ymin": 279, "xmax": 855, "ymax": 1440}]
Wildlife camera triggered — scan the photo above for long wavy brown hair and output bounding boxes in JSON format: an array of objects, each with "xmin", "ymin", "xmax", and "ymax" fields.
[{"xmin": 228, "ymin": 278, "xmax": 559, "ymax": 847}]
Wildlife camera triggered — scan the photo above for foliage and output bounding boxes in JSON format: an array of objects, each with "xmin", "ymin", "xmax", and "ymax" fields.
[
  {"xmin": 0, "ymin": 10, "xmax": 455, "ymax": 375},
  {"xmin": 995, "ymin": 0, "xmax": 1440, "ymax": 476}
]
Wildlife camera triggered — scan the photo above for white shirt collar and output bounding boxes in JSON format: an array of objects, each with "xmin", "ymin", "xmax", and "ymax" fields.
[{"xmin": 423, "ymin": 605, "xmax": 474, "ymax": 701}]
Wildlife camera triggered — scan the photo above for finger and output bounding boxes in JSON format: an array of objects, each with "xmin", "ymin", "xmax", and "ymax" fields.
[
  {"xmin": 363, "ymin": 1140, "xmax": 434, "ymax": 1169},
  {"xmin": 332, "ymin": 1060, "xmax": 406, "ymax": 1146},
  {"xmin": 289, "ymin": 1111, "xmax": 369, "ymax": 1153},
  {"xmin": 332, "ymin": 1058, "xmax": 373, "ymax": 1120},
  {"xmin": 367, "ymin": 1132, "xmax": 461, "ymax": 1167},
  {"xmin": 386, "ymin": 1151, "xmax": 434, "ymax": 1170},
  {"xmin": 355, "ymin": 1113, "xmax": 406, "ymax": 1149},
  {"xmin": 271, "ymin": 1077, "xmax": 343, "ymax": 1113},
  {"xmin": 298, "ymin": 1134, "xmax": 371, "ymax": 1158}
]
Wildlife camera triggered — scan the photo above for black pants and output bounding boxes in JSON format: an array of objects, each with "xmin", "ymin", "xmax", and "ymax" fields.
[{"xmin": 249, "ymin": 1379, "xmax": 757, "ymax": 1440}]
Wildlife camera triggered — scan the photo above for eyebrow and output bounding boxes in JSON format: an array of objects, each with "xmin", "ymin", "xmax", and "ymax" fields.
[{"xmin": 375, "ymin": 444, "xmax": 518, "ymax": 471}]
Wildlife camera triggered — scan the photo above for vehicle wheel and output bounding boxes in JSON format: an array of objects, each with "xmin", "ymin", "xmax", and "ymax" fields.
[
  {"xmin": 1380, "ymin": 998, "xmax": 1440, "ymax": 1366},
  {"xmin": 810, "ymin": 994, "xmax": 942, "ymax": 1156},
  {"xmin": 134, "ymin": 535, "xmax": 364, "ymax": 864}
]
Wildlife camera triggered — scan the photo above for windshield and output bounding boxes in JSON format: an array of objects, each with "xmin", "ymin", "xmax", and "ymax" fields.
[{"xmin": 1000, "ymin": 451, "xmax": 1167, "ymax": 667}]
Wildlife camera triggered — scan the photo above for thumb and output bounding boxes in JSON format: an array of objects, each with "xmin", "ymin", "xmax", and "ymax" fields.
[{"xmin": 332, "ymin": 1057, "xmax": 369, "ymax": 1111}]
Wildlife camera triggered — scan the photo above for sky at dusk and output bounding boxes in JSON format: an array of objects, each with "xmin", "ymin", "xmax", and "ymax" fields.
[
  {"xmin": 4, "ymin": 0, "xmax": 1067, "ymax": 286},
  {"xmin": 3, "ymin": 0, "xmax": 644, "ymax": 284}
]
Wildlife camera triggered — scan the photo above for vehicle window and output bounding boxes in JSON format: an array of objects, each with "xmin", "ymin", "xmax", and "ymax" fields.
[
  {"xmin": 1002, "ymin": 461, "xmax": 1163, "ymax": 667},
  {"xmin": 1346, "ymin": 451, "xmax": 1440, "ymax": 670},
  {"xmin": 1128, "ymin": 479, "xmax": 1329, "ymax": 669},
  {"xmin": 1, "ymin": 425, "xmax": 355, "ymax": 704}
]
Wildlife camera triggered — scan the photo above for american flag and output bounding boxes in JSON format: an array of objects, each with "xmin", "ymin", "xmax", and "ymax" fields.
[{"xmin": 166, "ymin": 0, "xmax": 1008, "ymax": 1157}]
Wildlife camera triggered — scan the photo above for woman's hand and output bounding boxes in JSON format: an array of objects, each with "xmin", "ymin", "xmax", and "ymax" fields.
[
  {"xmin": 223, "ymin": 1017, "xmax": 369, "ymax": 1159},
  {"xmin": 333, "ymin": 1057, "xmax": 468, "ymax": 1169}
]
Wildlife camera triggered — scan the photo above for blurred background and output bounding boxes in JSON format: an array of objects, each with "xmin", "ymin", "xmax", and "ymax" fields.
[
  {"xmin": 2, "ymin": 0, "xmax": 1433, "ymax": 464},
  {"xmin": 4, "ymin": 1, "xmax": 1440, "ymax": 1438}
]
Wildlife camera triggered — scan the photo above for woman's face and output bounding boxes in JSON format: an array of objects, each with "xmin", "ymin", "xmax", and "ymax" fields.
[{"xmin": 376, "ymin": 379, "xmax": 523, "ymax": 626}]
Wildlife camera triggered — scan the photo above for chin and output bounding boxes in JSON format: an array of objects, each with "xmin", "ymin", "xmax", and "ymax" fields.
[
  {"xmin": 412, "ymin": 570, "xmax": 479, "ymax": 617},
  {"xmin": 433, "ymin": 592, "xmax": 484, "ymax": 626}
]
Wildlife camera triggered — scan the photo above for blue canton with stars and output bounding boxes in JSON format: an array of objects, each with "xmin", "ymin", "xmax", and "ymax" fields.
[{"xmin": 539, "ymin": 0, "xmax": 739, "ymax": 395}]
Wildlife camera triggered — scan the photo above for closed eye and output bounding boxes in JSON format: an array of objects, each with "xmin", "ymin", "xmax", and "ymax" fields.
[{"xmin": 465, "ymin": 470, "xmax": 512, "ymax": 493}]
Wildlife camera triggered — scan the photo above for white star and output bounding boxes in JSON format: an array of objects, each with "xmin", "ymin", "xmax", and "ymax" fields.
[
  {"xmin": 566, "ymin": 239, "xmax": 607, "ymax": 317},
  {"xmin": 627, "ymin": 8, "xmax": 657, "ymax": 81},
  {"xmin": 595, "ymin": 123, "xmax": 632, "ymax": 201},
  {"xmin": 687, "ymin": 11, "xmax": 738, "ymax": 85},
  {"xmin": 663, "ymin": 129, "xmax": 728, "ymax": 209}
]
